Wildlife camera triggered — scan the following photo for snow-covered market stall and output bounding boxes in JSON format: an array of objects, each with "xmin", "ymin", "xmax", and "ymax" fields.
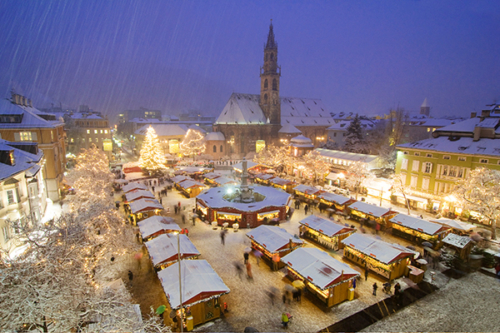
[
  {"xmin": 246, "ymin": 225, "xmax": 304, "ymax": 270},
  {"xmin": 129, "ymin": 198, "xmax": 164, "ymax": 224},
  {"xmin": 281, "ymin": 247, "xmax": 360, "ymax": 307},
  {"xmin": 253, "ymin": 173, "xmax": 275, "ymax": 185},
  {"xmin": 137, "ymin": 216, "xmax": 181, "ymax": 242},
  {"xmin": 178, "ymin": 180, "xmax": 206, "ymax": 198},
  {"xmin": 269, "ymin": 177, "xmax": 296, "ymax": 193},
  {"xmin": 125, "ymin": 189, "xmax": 155, "ymax": 203},
  {"xmin": 294, "ymin": 184, "xmax": 322, "ymax": 201},
  {"xmin": 171, "ymin": 175, "xmax": 191, "ymax": 189},
  {"xmin": 158, "ymin": 260, "xmax": 230, "ymax": 329},
  {"xmin": 212, "ymin": 177, "xmax": 238, "ymax": 187},
  {"xmin": 145, "ymin": 233, "xmax": 200, "ymax": 270},
  {"xmin": 196, "ymin": 185, "xmax": 291, "ymax": 228},
  {"xmin": 441, "ymin": 233, "xmax": 474, "ymax": 261},
  {"xmin": 429, "ymin": 218, "xmax": 476, "ymax": 235},
  {"xmin": 317, "ymin": 192, "xmax": 355, "ymax": 212},
  {"xmin": 232, "ymin": 160, "xmax": 268, "ymax": 175},
  {"xmin": 341, "ymin": 233, "xmax": 415, "ymax": 280},
  {"xmin": 203, "ymin": 171, "xmax": 223, "ymax": 185},
  {"xmin": 122, "ymin": 182, "xmax": 148, "ymax": 193},
  {"xmin": 347, "ymin": 201, "xmax": 398, "ymax": 230},
  {"xmin": 299, "ymin": 215, "xmax": 355, "ymax": 250},
  {"xmin": 389, "ymin": 214, "xmax": 451, "ymax": 245},
  {"xmin": 174, "ymin": 166, "xmax": 211, "ymax": 176}
]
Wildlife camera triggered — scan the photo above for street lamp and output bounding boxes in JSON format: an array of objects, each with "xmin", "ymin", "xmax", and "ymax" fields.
[{"xmin": 173, "ymin": 231, "xmax": 183, "ymax": 333}]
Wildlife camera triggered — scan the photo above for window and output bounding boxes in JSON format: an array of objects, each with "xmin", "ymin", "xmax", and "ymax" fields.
[
  {"xmin": 82, "ymin": 138, "xmax": 85, "ymax": 143},
  {"xmin": 458, "ymin": 157, "xmax": 466, "ymax": 161},
  {"xmin": 256, "ymin": 140, "xmax": 266, "ymax": 153},
  {"xmin": 7, "ymin": 190, "xmax": 15, "ymax": 205},
  {"xmin": 100, "ymin": 130, "xmax": 103, "ymax": 134},
  {"xmin": 213, "ymin": 145, "xmax": 216, "ymax": 153},
  {"xmin": 443, "ymin": 155, "xmax": 450, "ymax": 160},
  {"xmin": 70, "ymin": 138, "xmax": 74, "ymax": 143},
  {"xmin": 19, "ymin": 132, "xmax": 32, "ymax": 141},
  {"xmin": 89, "ymin": 138, "xmax": 92, "ymax": 142},
  {"xmin": 401, "ymin": 159, "xmax": 408, "ymax": 170},
  {"xmin": 422, "ymin": 178, "xmax": 430, "ymax": 190},
  {"xmin": 51, "ymin": 131, "xmax": 54, "ymax": 140},
  {"xmin": 94, "ymin": 130, "xmax": 98, "ymax": 134},
  {"xmin": 95, "ymin": 138, "xmax": 99, "ymax": 143},
  {"xmin": 412, "ymin": 160, "xmax": 420, "ymax": 172},
  {"xmin": 410, "ymin": 175, "xmax": 418, "ymax": 188},
  {"xmin": 87, "ymin": 130, "xmax": 90, "ymax": 134},
  {"xmin": 457, "ymin": 168, "xmax": 464, "ymax": 178},
  {"xmin": 264, "ymin": 94, "xmax": 268, "ymax": 103},
  {"xmin": 403, "ymin": 151, "xmax": 409, "ymax": 155},
  {"xmin": 427, "ymin": 128, "xmax": 431, "ymax": 132},
  {"xmin": 264, "ymin": 79, "xmax": 268, "ymax": 89},
  {"xmin": 442, "ymin": 165, "xmax": 448, "ymax": 176},
  {"xmin": 270, "ymin": 53, "xmax": 274, "ymax": 61},
  {"xmin": 448, "ymin": 166, "xmax": 457, "ymax": 177},
  {"xmin": 480, "ymin": 159, "xmax": 488, "ymax": 164},
  {"xmin": 414, "ymin": 152, "xmax": 420, "ymax": 156},
  {"xmin": 423, "ymin": 162, "xmax": 432, "ymax": 173},
  {"xmin": 105, "ymin": 130, "xmax": 108, "ymax": 134},
  {"xmin": 333, "ymin": 133, "xmax": 337, "ymax": 137},
  {"xmin": 272, "ymin": 79, "xmax": 277, "ymax": 91},
  {"xmin": 220, "ymin": 145, "xmax": 223, "ymax": 152},
  {"xmin": 426, "ymin": 153, "xmax": 433, "ymax": 158}
]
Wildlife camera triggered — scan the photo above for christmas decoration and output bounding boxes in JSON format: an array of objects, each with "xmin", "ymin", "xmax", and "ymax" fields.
[
  {"xmin": 138, "ymin": 126, "xmax": 167, "ymax": 175},
  {"xmin": 180, "ymin": 128, "xmax": 206, "ymax": 157}
]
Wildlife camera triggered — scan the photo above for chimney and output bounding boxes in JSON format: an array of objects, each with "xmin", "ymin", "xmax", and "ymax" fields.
[
  {"xmin": 23, "ymin": 96, "xmax": 27, "ymax": 106},
  {"xmin": 481, "ymin": 110, "xmax": 490, "ymax": 118},
  {"xmin": 28, "ymin": 99, "xmax": 32, "ymax": 108},
  {"xmin": 13, "ymin": 94, "xmax": 20, "ymax": 105},
  {"xmin": 470, "ymin": 112, "xmax": 477, "ymax": 118},
  {"xmin": 473, "ymin": 126, "xmax": 481, "ymax": 141}
]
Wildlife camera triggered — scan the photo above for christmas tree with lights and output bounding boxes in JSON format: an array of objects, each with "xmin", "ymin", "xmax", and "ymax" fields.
[
  {"xmin": 139, "ymin": 126, "xmax": 166, "ymax": 175},
  {"xmin": 180, "ymin": 128, "xmax": 206, "ymax": 157}
]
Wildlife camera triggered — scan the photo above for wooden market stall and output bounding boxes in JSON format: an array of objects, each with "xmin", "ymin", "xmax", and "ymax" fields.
[
  {"xmin": 299, "ymin": 215, "xmax": 355, "ymax": 250},
  {"xmin": 347, "ymin": 201, "xmax": 398, "ymax": 230},
  {"xmin": 341, "ymin": 233, "xmax": 415, "ymax": 280},
  {"xmin": 129, "ymin": 198, "xmax": 164, "ymax": 225},
  {"xmin": 317, "ymin": 192, "xmax": 356, "ymax": 212},
  {"xmin": 203, "ymin": 172, "xmax": 223, "ymax": 186},
  {"xmin": 125, "ymin": 189, "xmax": 155, "ymax": 203},
  {"xmin": 253, "ymin": 173, "xmax": 275, "ymax": 185},
  {"xmin": 145, "ymin": 233, "xmax": 200, "ymax": 270},
  {"xmin": 174, "ymin": 166, "xmax": 211, "ymax": 176},
  {"xmin": 441, "ymin": 233, "xmax": 474, "ymax": 261},
  {"xmin": 233, "ymin": 161, "xmax": 268, "ymax": 175},
  {"xmin": 294, "ymin": 184, "xmax": 322, "ymax": 201},
  {"xmin": 137, "ymin": 216, "xmax": 181, "ymax": 242},
  {"xmin": 281, "ymin": 247, "xmax": 360, "ymax": 307},
  {"xmin": 158, "ymin": 260, "xmax": 230, "ymax": 329},
  {"xmin": 178, "ymin": 180, "xmax": 206, "ymax": 198},
  {"xmin": 246, "ymin": 225, "xmax": 304, "ymax": 270},
  {"xmin": 269, "ymin": 177, "xmax": 296, "ymax": 193},
  {"xmin": 429, "ymin": 218, "xmax": 476, "ymax": 236},
  {"xmin": 389, "ymin": 214, "xmax": 451, "ymax": 245},
  {"xmin": 171, "ymin": 175, "xmax": 192, "ymax": 189},
  {"xmin": 213, "ymin": 177, "xmax": 238, "ymax": 187},
  {"xmin": 122, "ymin": 182, "xmax": 148, "ymax": 193}
]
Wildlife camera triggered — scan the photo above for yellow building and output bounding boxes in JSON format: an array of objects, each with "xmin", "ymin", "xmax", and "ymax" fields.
[{"xmin": 0, "ymin": 95, "xmax": 66, "ymax": 201}]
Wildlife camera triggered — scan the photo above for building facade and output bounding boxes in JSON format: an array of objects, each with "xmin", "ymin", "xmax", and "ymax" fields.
[
  {"xmin": 65, "ymin": 112, "xmax": 112, "ymax": 160},
  {"xmin": 134, "ymin": 124, "xmax": 188, "ymax": 155},
  {"xmin": 0, "ymin": 95, "xmax": 66, "ymax": 201}
]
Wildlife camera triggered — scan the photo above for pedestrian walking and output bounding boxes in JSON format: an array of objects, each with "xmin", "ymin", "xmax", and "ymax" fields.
[
  {"xmin": 128, "ymin": 270, "xmax": 134, "ymax": 286},
  {"xmin": 304, "ymin": 204, "xmax": 308, "ymax": 215},
  {"xmin": 297, "ymin": 288, "xmax": 301, "ymax": 301},
  {"xmin": 234, "ymin": 262, "xmax": 243, "ymax": 280},
  {"xmin": 254, "ymin": 249, "xmax": 262, "ymax": 266},
  {"xmin": 152, "ymin": 186, "xmax": 155, "ymax": 193},
  {"xmin": 267, "ymin": 289, "xmax": 276, "ymax": 305},
  {"xmin": 182, "ymin": 214, "xmax": 186, "ymax": 224},
  {"xmin": 246, "ymin": 262, "xmax": 253, "ymax": 279},
  {"xmin": 174, "ymin": 205, "xmax": 178, "ymax": 214},
  {"xmin": 178, "ymin": 201, "xmax": 181, "ymax": 211},
  {"xmin": 159, "ymin": 197, "xmax": 162, "ymax": 205},
  {"xmin": 244, "ymin": 251, "xmax": 249, "ymax": 264},
  {"xmin": 115, "ymin": 202, "xmax": 120, "ymax": 210},
  {"xmin": 365, "ymin": 267, "xmax": 369, "ymax": 281},
  {"xmin": 281, "ymin": 312, "xmax": 289, "ymax": 328},
  {"xmin": 372, "ymin": 282, "xmax": 378, "ymax": 296},
  {"xmin": 394, "ymin": 282, "xmax": 402, "ymax": 306},
  {"xmin": 220, "ymin": 230, "xmax": 226, "ymax": 245},
  {"xmin": 375, "ymin": 223, "xmax": 380, "ymax": 234},
  {"xmin": 184, "ymin": 228, "xmax": 189, "ymax": 237}
]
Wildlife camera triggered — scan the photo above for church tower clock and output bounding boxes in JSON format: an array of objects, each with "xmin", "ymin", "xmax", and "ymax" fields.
[{"xmin": 259, "ymin": 20, "xmax": 281, "ymax": 125}]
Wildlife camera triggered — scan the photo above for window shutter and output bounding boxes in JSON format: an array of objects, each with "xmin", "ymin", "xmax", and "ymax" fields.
[
  {"xmin": 31, "ymin": 132, "xmax": 38, "ymax": 141},
  {"xmin": 14, "ymin": 133, "xmax": 20, "ymax": 141}
]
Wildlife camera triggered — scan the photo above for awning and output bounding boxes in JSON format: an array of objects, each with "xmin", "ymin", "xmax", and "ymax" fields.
[
  {"xmin": 25, "ymin": 165, "xmax": 41, "ymax": 178},
  {"xmin": 393, "ymin": 193, "xmax": 427, "ymax": 203}
]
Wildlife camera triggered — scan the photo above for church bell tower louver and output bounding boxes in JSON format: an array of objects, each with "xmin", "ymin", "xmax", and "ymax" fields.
[{"xmin": 260, "ymin": 20, "xmax": 281, "ymax": 125}]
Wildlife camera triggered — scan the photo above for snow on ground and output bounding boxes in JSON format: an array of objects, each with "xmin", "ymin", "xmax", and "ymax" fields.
[{"xmin": 362, "ymin": 272, "xmax": 500, "ymax": 332}]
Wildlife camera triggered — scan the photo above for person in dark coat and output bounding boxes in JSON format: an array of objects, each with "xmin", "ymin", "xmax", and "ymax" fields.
[
  {"xmin": 373, "ymin": 282, "xmax": 378, "ymax": 296},
  {"xmin": 304, "ymin": 204, "xmax": 309, "ymax": 215},
  {"xmin": 365, "ymin": 267, "xmax": 369, "ymax": 281},
  {"xmin": 244, "ymin": 251, "xmax": 249, "ymax": 264},
  {"xmin": 128, "ymin": 270, "xmax": 133, "ymax": 284}
]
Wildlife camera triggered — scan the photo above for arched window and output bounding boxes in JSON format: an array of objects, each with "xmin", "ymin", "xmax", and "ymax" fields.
[
  {"xmin": 213, "ymin": 145, "xmax": 216, "ymax": 153},
  {"xmin": 270, "ymin": 53, "xmax": 274, "ymax": 61},
  {"xmin": 265, "ymin": 54, "xmax": 268, "ymax": 61},
  {"xmin": 264, "ymin": 94, "xmax": 268, "ymax": 103},
  {"xmin": 220, "ymin": 145, "xmax": 223, "ymax": 152},
  {"xmin": 264, "ymin": 79, "xmax": 268, "ymax": 89},
  {"xmin": 272, "ymin": 79, "xmax": 277, "ymax": 91}
]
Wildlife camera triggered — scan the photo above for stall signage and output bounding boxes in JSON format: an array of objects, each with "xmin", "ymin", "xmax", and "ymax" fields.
[
  {"xmin": 370, "ymin": 253, "xmax": 377, "ymax": 258},
  {"xmin": 250, "ymin": 235, "xmax": 254, "ymax": 238},
  {"xmin": 417, "ymin": 228, "xmax": 423, "ymax": 231},
  {"xmin": 288, "ymin": 261, "xmax": 293, "ymax": 266},
  {"xmin": 307, "ymin": 276, "xmax": 314, "ymax": 281},
  {"xmin": 319, "ymin": 229, "xmax": 323, "ymax": 233},
  {"xmin": 397, "ymin": 221, "xmax": 402, "ymax": 224},
  {"xmin": 305, "ymin": 223, "xmax": 309, "ymax": 226},
  {"xmin": 263, "ymin": 243, "xmax": 267, "ymax": 248},
  {"xmin": 350, "ymin": 243, "xmax": 355, "ymax": 248}
]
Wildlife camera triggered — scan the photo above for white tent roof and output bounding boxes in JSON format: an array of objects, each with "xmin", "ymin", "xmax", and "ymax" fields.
[
  {"xmin": 429, "ymin": 218, "xmax": 476, "ymax": 232},
  {"xmin": 145, "ymin": 233, "xmax": 200, "ymax": 267},
  {"xmin": 135, "ymin": 123, "xmax": 188, "ymax": 136},
  {"xmin": 318, "ymin": 192, "xmax": 352, "ymax": 205},
  {"xmin": 171, "ymin": 175, "xmax": 191, "ymax": 183},
  {"xmin": 214, "ymin": 177, "xmax": 238, "ymax": 186},
  {"xmin": 158, "ymin": 260, "xmax": 230, "ymax": 309},
  {"xmin": 281, "ymin": 248, "xmax": 359, "ymax": 290},
  {"xmin": 138, "ymin": 216, "xmax": 181, "ymax": 239},
  {"xmin": 255, "ymin": 173, "xmax": 275, "ymax": 180},
  {"xmin": 246, "ymin": 225, "xmax": 303, "ymax": 253},
  {"xmin": 178, "ymin": 180, "xmax": 205, "ymax": 189},
  {"xmin": 204, "ymin": 172, "xmax": 223, "ymax": 180},
  {"xmin": 390, "ymin": 214, "xmax": 449, "ymax": 236},
  {"xmin": 129, "ymin": 198, "xmax": 163, "ymax": 214},
  {"xmin": 341, "ymin": 233, "xmax": 414, "ymax": 264},
  {"xmin": 442, "ymin": 233, "xmax": 473, "ymax": 249},
  {"xmin": 291, "ymin": 135, "xmax": 312, "ymax": 143},
  {"xmin": 315, "ymin": 148, "xmax": 379, "ymax": 164},
  {"xmin": 270, "ymin": 177, "xmax": 294, "ymax": 186},
  {"xmin": 299, "ymin": 215, "xmax": 354, "ymax": 237},
  {"xmin": 348, "ymin": 201, "xmax": 394, "ymax": 218},
  {"xmin": 294, "ymin": 184, "xmax": 321, "ymax": 194},
  {"xmin": 125, "ymin": 190, "xmax": 155, "ymax": 202},
  {"xmin": 123, "ymin": 182, "xmax": 148, "ymax": 193}
]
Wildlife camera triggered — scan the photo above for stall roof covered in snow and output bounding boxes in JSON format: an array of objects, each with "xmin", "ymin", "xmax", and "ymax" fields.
[
  {"xmin": 269, "ymin": 177, "xmax": 294, "ymax": 186},
  {"xmin": 442, "ymin": 233, "xmax": 473, "ymax": 249},
  {"xmin": 175, "ymin": 166, "xmax": 208, "ymax": 174},
  {"xmin": 135, "ymin": 124, "xmax": 188, "ymax": 136},
  {"xmin": 398, "ymin": 136, "xmax": 500, "ymax": 157},
  {"xmin": 294, "ymin": 184, "xmax": 321, "ymax": 195},
  {"xmin": 314, "ymin": 148, "xmax": 379, "ymax": 164},
  {"xmin": 232, "ymin": 160, "xmax": 259, "ymax": 171},
  {"xmin": 342, "ymin": 233, "xmax": 414, "ymax": 264},
  {"xmin": 317, "ymin": 192, "xmax": 352, "ymax": 205},
  {"xmin": 348, "ymin": 201, "xmax": 396, "ymax": 218},
  {"xmin": 122, "ymin": 182, "xmax": 148, "ymax": 193},
  {"xmin": 138, "ymin": 216, "xmax": 180, "ymax": 239},
  {"xmin": 281, "ymin": 248, "xmax": 359, "ymax": 290},
  {"xmin": 390, "ymin": 214, "xmax": 450, "ymax": 236},
  {"xmin": 171, "ymin": 175, "xmax": 191, "ymax": 184},
  {"xmin": 129, "ymin": 198, "xmax": 163, "ymax": 214},
  {"xmin": 145, "ymin": 233, "xmax": 199, "ymax": 267},
  {"xmin": 299, "ymin": 215, "xmax": 354, "ymax": 238},
  {"xmin": 246, "ymin": 225, "xmax": 303, "ymax": 253},
  {"xmin": 204, "ymin": 172, "xmax": 223, "ymax": 180},
  {"xmin": 255, "ymin": 173, "xmax": 275, "ymax": 181},
  {"xmin": 429, "ymin": 218, "xmax": 476, "ymax": 232},
  {"xmin": 215, "ymin": 93, "xmax": 334, "ymax": 126},
  {"xmin": 125, "ymin": 190, "xmax": 155, "ymax": 202},
  {"xmin": 214, "ymin": 177, "xmax": 238, "ymax": 186},
  {"xmin": 197, "ymin": 185, "xmax": 291, "ymax": 213},
  {"xmin": 204, "ymin": 132, "xmax": 225, "ymax": 141},
  {"xmin": 158, "ymin": 260, "xmax": 230, "ymax": 310},
  {"xmin": 178, "ymin": 180, "xmax": 205, "ymax": 189}
]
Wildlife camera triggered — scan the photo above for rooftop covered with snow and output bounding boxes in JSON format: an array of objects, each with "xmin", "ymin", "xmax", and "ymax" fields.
[
  {"xmin": 341, "ymin": 233, "xmax": 414, "ymax": 264},
  {"xmin": 129, "ymin": 198, "xmax": 163, "ymax": 214},
  {"xmin": 315, "ymin": 148, "xmax": 379, "ymax": 165},
  {"xmin": 145, "ymin": 233, "xmax": 200, "ymax": 267},
  {"xmin": 246, "ymin": 225, "xmax": 303, "ymax": 253},
  {"xmin": 122, "ymin": 182, "xmax": 148, "ymax": 193},
  {"xmin": 442, "ymin": 233, "xmax": 473, "ymax": 249},
  {"xmin": 299, "ymin": 215, "xmax": 355, "ymax": 238},
  {"xmin": 389, "ymin": 214, "xmax": 450, "ymax": 236},
  {"xmin": 125, "ymin": 189, "xmax": 155, "ymax": 202},
  {"xmin": 348, "ymin": 201, "xmax": 396, "ymax": 218},
  {"xmin": 135, "ymin": 123, "xmax": 188, "ymax": 136},
  {"xmin": 137, "ymin": 216, "xmax": 181, "ymax": 239},
  {"xmin": 317, "ymin": 192, "xmax": 352, "ymax": 205}
]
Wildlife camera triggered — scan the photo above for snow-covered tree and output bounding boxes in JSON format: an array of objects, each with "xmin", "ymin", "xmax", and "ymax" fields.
[
  {"xmin": 391, "ymin": 173, "xmax": 411, "ymax": 215},
  {"xmin": 139, "ymin": 126, "xmax": 167, "ymax": 175},
  {"xmin": 345, "ymin": 161, "xmax": 371, "ymax": 199},
  {"xmin": 452, "ymin": 167, "xmax": 500, "ymax": 239},
  {"xmin": 253, "ymin": 144, "xmax": 290, "ymax": 173},
  {"xmin": 303, "ymin": 150, "xmax": 331, "ymax": 183},
  {"xmin": 180, "ymin": 128, "xmax": 206, "ymax": 158},
  {"xmin": 344, "ymin": 114, "xmax": 368, "ymax": 154}
]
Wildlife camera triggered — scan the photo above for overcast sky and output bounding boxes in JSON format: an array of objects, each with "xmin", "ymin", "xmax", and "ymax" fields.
[{"xmin": 1, "ymin": 0, "xmax": 499, "ymax": 120}]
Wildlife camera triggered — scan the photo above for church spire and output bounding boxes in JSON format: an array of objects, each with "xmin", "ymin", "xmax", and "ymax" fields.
[{"xmin": 265, "ymin": 19, "xmax": 277, "ymax": 49}]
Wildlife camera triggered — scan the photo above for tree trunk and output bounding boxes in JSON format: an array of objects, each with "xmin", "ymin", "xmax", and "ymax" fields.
[
  {"xmin": 401, "ymin": 192, "xmax": 411, "ymax": 215},
  {"xmin": 491, "ymin": 219, "xmax": 497, "ymax": 240}
]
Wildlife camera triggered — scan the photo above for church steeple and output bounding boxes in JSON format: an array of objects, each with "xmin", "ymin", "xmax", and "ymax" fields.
[{"xmin": 260, "ymin": 20, "xmax": 281, "ymax": 125}]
